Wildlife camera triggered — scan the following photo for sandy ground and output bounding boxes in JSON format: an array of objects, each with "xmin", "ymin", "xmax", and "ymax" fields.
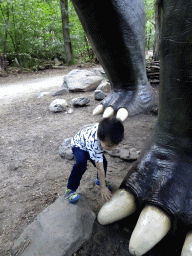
[{"xmin": 0, "ymin": 65, "xmax": 158, "ymax": 256}]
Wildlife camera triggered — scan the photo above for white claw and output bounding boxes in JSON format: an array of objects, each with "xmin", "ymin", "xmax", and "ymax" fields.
[
  {"xmin": 129, "ymin": 205, "xmax": 171, "ymax": 256},
  {"xmin": 116, "ymin": 108, "xmax": 129, "ymax": 122},
  {"xmin": 181, "ymin": 232, "xmax": 192, "ymax": 256},
  {"xmin": 93, "ymin": 104, "xmax": 104, "ymax": 116},
  {"xmin": 97, "ymin": 189, "xmax": 136, "ymax": 225},
  {"xmin": 103, "ymin": 106, "xmax": 114, "ymax": 118}
]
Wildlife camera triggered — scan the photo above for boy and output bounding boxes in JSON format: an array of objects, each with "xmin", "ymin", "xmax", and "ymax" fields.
[{"xmin": 65, "ymin": 117, "xmax": 124, "ymax": 203}]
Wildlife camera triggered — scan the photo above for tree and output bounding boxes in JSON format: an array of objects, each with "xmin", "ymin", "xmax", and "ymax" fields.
[
  {"xmin": 60, "ymin": 0, "xmax": 74, "ymax": 64},
  {"xmin": 0, "ymin": 0, "xmax": 103, "ymax": 68},
  {"xmin": 153, "ymin": 0, "xmax": 162, "ymax": 61},
  {"xmin": 144, "ymin": 0, "xmax": 155, "ymax": 51}
]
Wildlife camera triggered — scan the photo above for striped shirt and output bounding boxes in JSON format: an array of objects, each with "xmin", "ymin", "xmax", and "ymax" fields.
[{"xmin": 71, "ymin": 123, "xmax": 104, "ymax": 162}]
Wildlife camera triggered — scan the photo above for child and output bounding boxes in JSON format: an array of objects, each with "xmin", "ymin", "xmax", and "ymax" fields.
[{"xmin": 64, "ymin": 117, "xmax": 124, "ymax": 203}]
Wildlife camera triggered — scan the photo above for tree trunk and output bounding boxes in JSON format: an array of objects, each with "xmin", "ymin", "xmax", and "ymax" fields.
[
  {"xmin": 60, "ymin": 0, "xmax": 74, "ymax": 65},
  {"xmin": 153, "ymin": 0, "xmax": 162, "ymax": 61},
  {"xmin": 0, "ymin": 53, "xmax": 5, "ymax": 70}
]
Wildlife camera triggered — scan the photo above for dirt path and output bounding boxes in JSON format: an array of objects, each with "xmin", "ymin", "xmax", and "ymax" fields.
[
  {"xmin": 0, "ymin": 65, "xmax": 158, "ymax": 256},
  {"xmin": 0, "ymin": 67, "xmax": 78, "ymax": 110}
]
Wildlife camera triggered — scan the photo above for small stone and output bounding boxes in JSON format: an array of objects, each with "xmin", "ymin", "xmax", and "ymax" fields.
[
  {"xmin": 68, "ymin": 108, "xmax": 73, "ymax": 114},
  {"xmin": 120, "ymin": 148, "xmax": 140, "ymax": 160},
  {"xmin": 52, "ymin": 88, "xmax": 69, "ymax": 96},
  {"xmin": 105, "ymin": 147, "xmax": 140, "ymax": 161},
  {"xmin": 119, "ymin": 149, "xmax": 130, "ymax": 160},
  {"xmin": 94, "ymin": 90, "xmax": 107, "ymax": 100},
  {"xmin": 49, "ymin": 99, "xmax": 68, "ymax": 112},
  {"xmin": 129, "ymin": 148, "xmax": 141, "ymax": 160},
  {"xmin": 59, "ymin": 138, "xmax": 74, "ymax": 159},
  {"xmin": 54, "ymin": 58, "xmax": 61, "ymax": 66},
  {"xmin": 96, "ymin": 81, "xmax": 111, "ymax": 93},
  {"xmin": 37, "ymin": 92, "xmax": 51, "ymax": 98},
  {"xmin": 105, "ymin": 148, "xmax": 121, "ymax": 157},
  {"xmin": 72, "ymin": 97, "xmax": 90, "ymax": 106}
]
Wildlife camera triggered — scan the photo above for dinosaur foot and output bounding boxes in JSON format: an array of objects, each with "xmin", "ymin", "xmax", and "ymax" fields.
[
  {"xmin": 93, "ymin": 84, "xmax": 154, "ymax": 122},
  {"xmin": 98, "ymin": 138, "xmax": 192, "ymax": 255}
]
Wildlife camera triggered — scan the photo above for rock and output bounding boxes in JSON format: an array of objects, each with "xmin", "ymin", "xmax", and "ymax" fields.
[
  {"xmin": 72, "ymin": 97, "xmax": 90, "ymax": 106},
  {"xmin": 120, "ymin": 148, "xmax": 140, "ymax": 160},
  {"xmin": 105, "ymin": 148, "xmax": 121, "ymax": 157},
  {"xmin": 62, "ymin": 148, "xmax": 73, "ymax": 160},
  {"xmin": 96, "ymin": 81, "xmax": 111, "ymax": 93},
  {"xmin": 63, "ymin": 69, "xmax": 103, "ymax": 92},
  {"xmin": 67, "ymin": 108, "xmax": 74, "ymax": 114},
  {"xmin": 52, "ymin": 88, "xmax": 69, "ymax": 96},
  {"xmin": 94, "ymin": 90, "xmax": 107, "ymax": 100},
  {"xmin": 54, "ymin": 58, "xmax": 61, "ymax": 66},
  {"xmin": 15, "ymin": 57, "xmax": 20, "ymax": 67},
  {"xmin": 91, "ymin": 67, "xmax": 107, "ymax": 79},
  {"xmin": 119, "ymin": 149, "xmax": 130, "ymax": 160},
  {"xmin": 37, "ymin": 92, "xmax": 52, "ymax": 98},
  {"xmin": 59, "ymin": 138, "xmax": 74, "ymax": 159},
  {"xmin": 12, "ymin": 196, "xmax": 96, "ymax": 256},
  {"xmin": 105, "ymin": 147, "xmax": 140, "ymax": 161},
  {"xmin": 129, "ymin": 148, "xmax": 141, "ymax": 160},
  {"xmin": 62, "ymin": 76, "xmax": 69, "ymax": 89},
  {"xmin": 49, "ymin": 99, "xmax": 68, "ymax": 112}
]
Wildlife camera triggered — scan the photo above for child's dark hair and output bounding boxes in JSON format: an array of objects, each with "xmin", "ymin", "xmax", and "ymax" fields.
[{"xmin": 97, "ymin": 117, "xmax": 124, "ymax": 145}]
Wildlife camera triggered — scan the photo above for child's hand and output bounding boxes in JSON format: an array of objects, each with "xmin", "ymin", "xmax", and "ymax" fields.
[{"xmin": 101, "ymin": 187, "xmax": 112, "ymax": 201}]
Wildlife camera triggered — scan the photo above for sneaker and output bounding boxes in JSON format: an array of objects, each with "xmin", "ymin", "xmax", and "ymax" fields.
[
  {"xmin": 64, "ymin": 189, "xmax": 81, "ymax": 203},
  {"xmin": 95, "ymin": 178, "xmax": 112, "ymax": 191}
]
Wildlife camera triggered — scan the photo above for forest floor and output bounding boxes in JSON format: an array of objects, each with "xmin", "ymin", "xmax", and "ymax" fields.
[{"xmin": 0, "ymin": 64, "xmax": 159, "ymax": 256}]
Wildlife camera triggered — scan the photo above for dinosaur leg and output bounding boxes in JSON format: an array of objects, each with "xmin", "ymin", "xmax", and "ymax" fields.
[
  {"xmin": 98, "ymin": 1, "xmax": 192, "ymax": 255},
  {"xmin": 71, "ymin": 0, "xmax": 154, "ymax": 121}
]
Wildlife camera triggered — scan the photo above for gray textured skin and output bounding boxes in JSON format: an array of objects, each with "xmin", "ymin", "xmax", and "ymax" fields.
[
  {"xmin": 72, "ymin": 0, "xmax": 192, "ymax": 254},
  {"xmin": 72, "ymin": 0, "xmax": 154, "ymax": 116}
]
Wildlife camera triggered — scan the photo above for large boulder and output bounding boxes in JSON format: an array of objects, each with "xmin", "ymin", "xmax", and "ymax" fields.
[
  {"xmin": 12, "ymin": 196, "xmax": 96, "ymax": 256},
  {"xmin": 91, "ymin": 67, "xmax": 107, "ymax": 79},
  {"xmin": 62, "ymin": 69, "xmax": 103, "ymax": 92}
]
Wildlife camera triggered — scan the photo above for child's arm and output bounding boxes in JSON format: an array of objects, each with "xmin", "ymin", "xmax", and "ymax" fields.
[{"xmin": 95, "ymin": 162, "xmax": 112, "ymax": 201}]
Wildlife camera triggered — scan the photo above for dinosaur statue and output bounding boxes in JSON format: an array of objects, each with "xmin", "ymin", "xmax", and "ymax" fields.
[{"xmin": 71, "ymin": 0, "xmax": 192, "ymax": 255}]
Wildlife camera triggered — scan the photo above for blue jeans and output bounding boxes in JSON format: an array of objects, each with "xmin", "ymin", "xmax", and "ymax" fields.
[{"xmin": 67, "ymin": 147, "xmax": 107, "ymax": 191}]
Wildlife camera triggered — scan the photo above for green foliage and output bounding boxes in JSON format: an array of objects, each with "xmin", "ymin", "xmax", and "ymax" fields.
[
  {"xmin": 144, "ymin": 0, "xmax": 155, "ymax": 50},
  {"xmin": 0, "ymin": 0, "xmax": 156, "ymax": 69},
  {"xmin": 0, "ymin": 0, "xmax": 66, "ymax": 67},
  {"xmin": 0, "ymin": 0, "xmax": 92, "ymax": 68},
  {"xmin": 68, "ymin": 1, "xmax": 93, "ymax": 62}
]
